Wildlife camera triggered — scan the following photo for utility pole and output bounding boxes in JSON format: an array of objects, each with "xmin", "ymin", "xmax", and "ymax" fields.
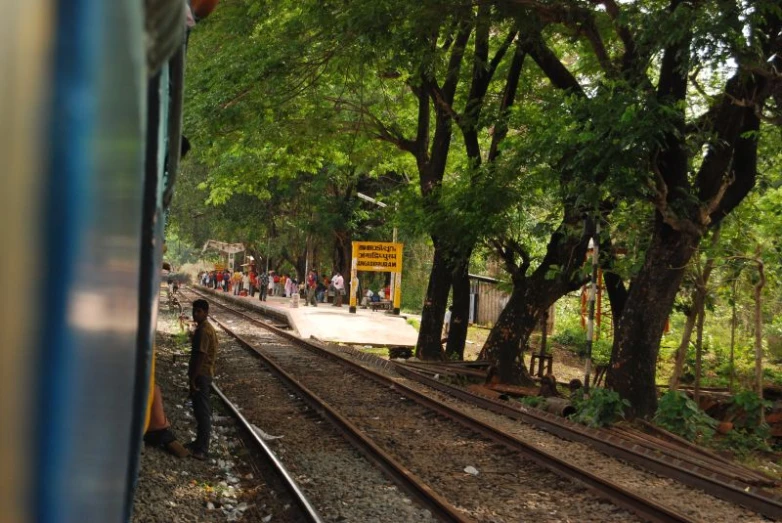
[{"xmin": 265, "ymin": 236, "xmax": 270, "ymax": 273}]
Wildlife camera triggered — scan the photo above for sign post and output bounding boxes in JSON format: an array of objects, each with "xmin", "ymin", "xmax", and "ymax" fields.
[
  {"xmin": 349, "ymin": 242, "xmax": 359, "ymax": 313},
  {"xmin": 349, "ymin": 241, "xmax": 404, "ymax": 314},
  {"xmin": 393, "ymin": 269, "xmax": 402, "ymax": 315}
]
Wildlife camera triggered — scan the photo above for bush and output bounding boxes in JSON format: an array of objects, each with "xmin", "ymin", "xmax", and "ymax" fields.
[
  {"xmin": 729, "ymin": 390, "xmax": 771, "ymax": 430},
  {"xmin": 717, "ymin": 427, "xmax": 772, "ymax": 456},
  {"xmin": 654, "ymin": 391, "xmax": 717, "ymax": 442},
  {"xmin": 551, "ymin": 326, "xmax": 583, "ymax": 346},
  {"xmin": 763, "ymin": 367, "xmax": 782, "ymax": 387},
  {"xmin": 570, "ymin": 387, "xmax": 629, "ymax": 428},
  {"xmin": 551, "ymin": 326, "xmax": 612, "ymax": 365},
  {"xmin": 718, "ymin": 390, "xmax": 772, "ymax": 455}
]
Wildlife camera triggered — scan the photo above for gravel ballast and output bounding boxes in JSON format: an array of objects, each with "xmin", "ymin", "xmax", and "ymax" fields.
[
  {"xmin": 196, "ymin": 287, "xmax": 772, "ymax": 522},
  {"xmin": 132, "ymin": 311, "xmax": 296, "ymax": 523}
]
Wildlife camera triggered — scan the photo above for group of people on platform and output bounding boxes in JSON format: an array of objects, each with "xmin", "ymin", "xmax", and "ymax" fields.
[
  {"xmin": 200, "ymin": 269, "xmax": 234, "ymax": 292},
  {"xmin": 199, "ymin": 267, "xmax": 392, "ymax": 309},
  {"xmin": 198, "ymin": 267, "xmax": 351, "ymax": 306},
  {"xmin": 301, "ymin": 269, "xmax": 348, "ymax": 307},
  {"xmin": 360, "ymin": 286, "xmax": 391, "ymax": 308}
]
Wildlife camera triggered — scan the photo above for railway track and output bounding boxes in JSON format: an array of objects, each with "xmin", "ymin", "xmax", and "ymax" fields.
[
  {"xmin": 183, "ymin": 287, "xmax": 761, "ymax": 522},
  {"xmin": 210, "ymin": 382, "xmax": 324, "ymax": 523},
  {"xmin": 185, "ymin": 289, "xmax": 463, "ymax": 522},
  {"xmin": 192, "ymin": 286, "xmax": 782, "ymax": 521},
  {"xmin": 392, "ymin": 365, "xmax": 782, "ymax": 510}
]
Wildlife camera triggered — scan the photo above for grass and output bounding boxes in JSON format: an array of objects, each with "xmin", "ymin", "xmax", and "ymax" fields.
[{"xmin": 361, "ymin": 346, "xmax": 390, "ymax": 358}]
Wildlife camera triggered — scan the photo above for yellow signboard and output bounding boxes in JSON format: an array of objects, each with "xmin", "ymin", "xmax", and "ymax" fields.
[
  {"xmin": 349, "ymin": 241, "xmax": 404, "ymax": 314},
  {"xmin": 353, "ymin": 242, "xmax": 403, "ymax": 273},
  {"xmin": 214, "ymin": 263, "xmax": 225, "ymax": 272}
]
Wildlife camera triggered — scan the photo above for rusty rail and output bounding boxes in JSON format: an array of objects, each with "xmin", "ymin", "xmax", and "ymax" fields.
[
  {"xmin": 182, "ymin": 289, "xmax": 473, "ymax": 523},
  {"xmin": 392, "ymin": 363, "xmax": 782, "ymax": 521},
  {"xmin": 211, "ymin": 383, "xmax": 324, "ymax": 523},
  {"xmin": 187, "ymin": 287, "xmax": 696, "ymax": 523},
  {"xmin": 192, "ymin": 285, "xmax": 782, "ymax": 519}
]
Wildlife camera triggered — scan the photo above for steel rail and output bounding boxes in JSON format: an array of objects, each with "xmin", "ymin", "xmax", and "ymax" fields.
[
  {"xmin": 211, "ymin": 383, "xmax": 324, "ymax": 523},
  {"xmin": 389, "ymin": 366, "xmax": 782, "ymax": 520},
  {"xmin": 179, "ymin": 294, "xmax": 475, "ymax": 523},
  {"xmin": 191, "ymin": 286, "xmax": 782, "ymax": 520},
  {"xmin": 186, "ymin": 287, "xmax": 695, "ymax": 523}
]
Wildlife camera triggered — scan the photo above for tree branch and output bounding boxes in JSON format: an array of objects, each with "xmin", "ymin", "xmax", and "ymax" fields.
[
  {"xmin": 592, "ymin": 0, "xmax": 637, "ymax": 71},
  {"xmin": 328, "ymin": 96, "xmax": 418, "ymax": 155},
  {"xmin": 441, "ymin": 18, "xmax": 473, "ymax": 105},
  {"xmin": 489, "ymin": 41, "xmax": 527, "ymax": 161},
  {"xmin": 580, "ymin": 18, "xmax": 614, "ymax": 75},
  {"xmin": 413, "ymin": 81, "xmax": 431, "ymax": 166},
  {"xmin": 526, "ymin": 32, "xmax": 585, "ymax": 96}
]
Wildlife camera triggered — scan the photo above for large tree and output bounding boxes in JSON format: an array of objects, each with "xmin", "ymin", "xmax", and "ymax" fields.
[
  {"xmin": 495, "ymin": 0, "xmax": 781, "ymax": 415},
  {"xmin": 177, "ymin": 0, "xmax": 413, "ymax": 276}
]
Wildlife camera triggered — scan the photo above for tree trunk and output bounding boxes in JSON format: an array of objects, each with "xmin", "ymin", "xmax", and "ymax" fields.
[
  {"xmin": 294, "ymin": 253, "xmax": 306, "ymax": 282},
  {"xmin": 669, "ymin": 227, "xmax": 720, "ymax": 392},
  {"xmin": 729, "ymin": 280, "xmax": 737, "ymax": 392},
  {"xmin": 754, "ymin": 259, "xmax": 765, "ymax": 422},
  {"xmin": 416, "ymin": 243, "xmax": 452, "ymax": 360},
  {"xmin": 603, "ymin": 270, "xmax": 627, "ymax": 333},
  {"xmin": 479, "ymin": 215, "xmax": 590, "ymax": 383},
  {"xmin": 608, "ymin": 218, "xmax": 699, "ymax": 418},
  {"xmin": 332, "ymin": 229, "xmax": 352, "ymax": 276},
  {"xmin": 537, "ymin": 308, "xmax": 550, "ymax": 378},
  {"xmin": 445, "ymin": 256, "xmax": 471, "ymax": 360},
  {"xmin": 604, "ymin": 270, "xmax": 629, "ymax": 367},
  {"xmin": 693, "ymin": 291, "xmax": 706, "ymax": 403},
  {"xmin": 669, "ymin": 305, "xmax": 697, "ymax": 390},
  {"xmin": 479, "ymin": 284, "xmax": 538, "ymax": 385}
]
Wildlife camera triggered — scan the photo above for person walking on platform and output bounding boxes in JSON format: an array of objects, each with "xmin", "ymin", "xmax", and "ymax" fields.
[
  {"xmin": 241, "ymin": 271, "xmax": 250, "ymax": 296},
  {"xmin": 316, "ymin": 276, "xmax": 327, "ymax": 303},
  {"xmin": 249, "ymin": 270, "xmax": 257, "ymax": 297},
  {"xmin": 187, "ymin": 299, "xmax": 219, "ymax": 460},
  {"xmin": 306, "ymin": 269, "xmax": 318, "ymax": 306},
  {"xmin": 332, "ymin": 272, "xmax": 345, "ymax": 307},
  {"xmin": 258, "ymin": 270, "xmax": 269, "ymax": 301}
]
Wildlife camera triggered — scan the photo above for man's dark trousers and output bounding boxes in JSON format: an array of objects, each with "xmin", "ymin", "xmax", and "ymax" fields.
[{"xmin": 192, "ymin": 375, "xmax": 213, "ymax": 454}]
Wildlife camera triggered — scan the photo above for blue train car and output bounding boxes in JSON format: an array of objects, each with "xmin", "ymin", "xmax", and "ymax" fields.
[{"xmin": 1, "ymin": 1, "xmax": 191, "ymax": 521}]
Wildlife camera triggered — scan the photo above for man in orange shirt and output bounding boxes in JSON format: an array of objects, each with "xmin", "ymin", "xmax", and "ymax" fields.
[{"xmin": 187, "ymin": 299, "xmax": 219, "ymax": 460}]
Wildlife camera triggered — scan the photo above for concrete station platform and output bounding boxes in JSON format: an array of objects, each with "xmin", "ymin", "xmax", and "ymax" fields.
[{"xmin": 195, "ymin": 286, "xmax": 419, "ymax": 348}]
